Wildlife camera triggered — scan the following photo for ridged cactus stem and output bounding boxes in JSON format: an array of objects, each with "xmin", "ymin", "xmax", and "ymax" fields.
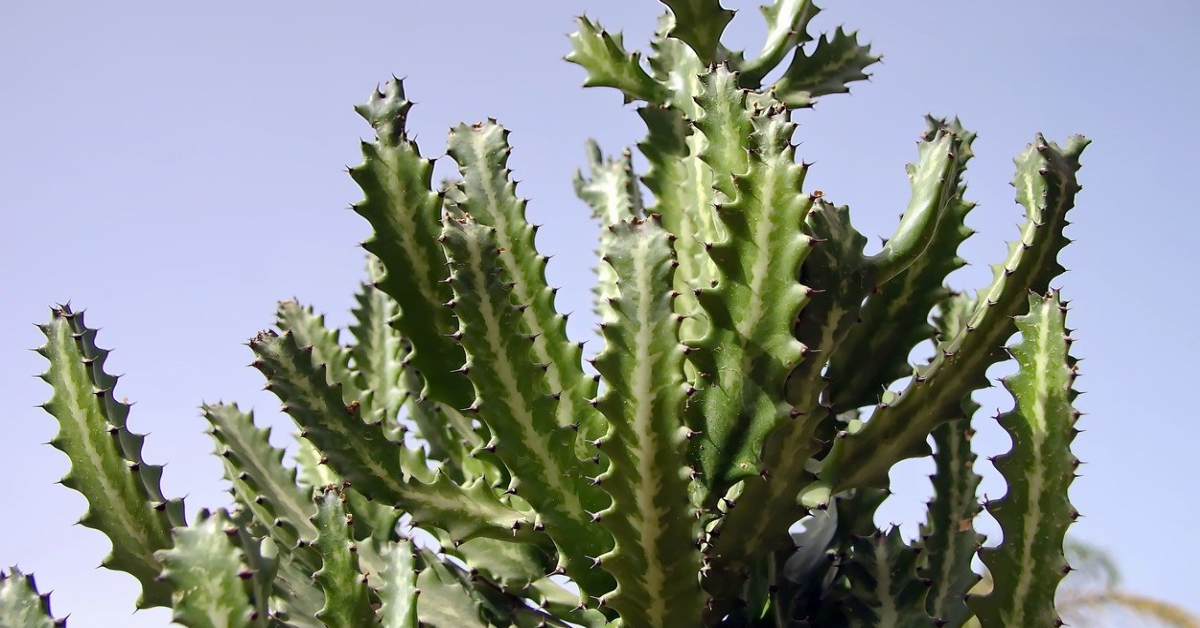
[
  {"xmin": 35, "ymin": 305, "xmax": 182, "ymax": 608},
  {"xmin": 439, "ymin": 216, "xmax": 615, "ymax": 598},
  {"xmin": 971, "ymin": 291, "xmax": 1080, "ymax": 627},
  {"xmin": 828, "ymin": 135, "xmax": 1089, "ymax": 491},
  {"xmin": 0, "ymin": 569, "xmax": 64, "ymax": 628}
]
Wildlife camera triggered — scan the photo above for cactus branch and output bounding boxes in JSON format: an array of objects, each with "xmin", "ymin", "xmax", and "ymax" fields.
[
  {"xmin": 970, "ymin": 291, "xmax": 1080, "ymax": 627},
  {"xmin": 349, "ymin": 78, "xmax": 472, "ymax": 409},
  {"xmin": 656, "ymin": 0, "xmax": 735, "ymax": 64},
  {"xmin": 156, "ymin": 510, "xmax": 259, "ymax": 628},
  {"xmin": 827, "ymin": 134, "xmax": 1089, "ymax": 491},
  {"xmin": 36, "ymin": 305, "xmax": 179, "ymax": 608},
  {"xmin": 566, "ymin": 16, "xmax": 667, "ymax": 104},
  {"xmin": 592, "ymin": 217, "xmax": 706, "ymax": 627},
  {"xmin": 312, "ymin": 487, "xmax": 378, "ymax": 628},
  {"xmin": 739, "ymin": 0, "xmax": 819, "ymax": 87},
  {"xmin": 0, "ymin": 568, "xmax": 63, "ymax": 628},
  {"xmin": 771, "ymin": 27, "xmax": 879, "ymax": 109}
]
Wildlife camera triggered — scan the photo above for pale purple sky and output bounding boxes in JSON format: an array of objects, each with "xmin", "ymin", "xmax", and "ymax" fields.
[{"xmin": 3, "ymin": 1, "xmax": 1197, "ymax": 625}]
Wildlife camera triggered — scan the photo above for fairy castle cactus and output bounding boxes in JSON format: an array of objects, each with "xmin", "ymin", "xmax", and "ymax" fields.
[{"xmin": 9, "ymin": 2, "xmax": 1090, "ymax": 627}]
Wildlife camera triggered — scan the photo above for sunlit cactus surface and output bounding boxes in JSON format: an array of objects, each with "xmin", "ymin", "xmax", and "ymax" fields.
[{"xmin": 11, "ymin": 2, "xmax": 1090, "ymax": 627}]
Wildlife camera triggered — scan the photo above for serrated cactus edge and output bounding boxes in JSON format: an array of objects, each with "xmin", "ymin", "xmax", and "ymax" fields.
[{"xmin": 18, "ymin": 2, "xmax": 1092, "ymax": 627}]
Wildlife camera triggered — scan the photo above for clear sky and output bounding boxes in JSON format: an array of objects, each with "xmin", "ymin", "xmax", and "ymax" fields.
[{"xmin": 3, "ymin": 1, "xmax": 1197, "ymax": 625}]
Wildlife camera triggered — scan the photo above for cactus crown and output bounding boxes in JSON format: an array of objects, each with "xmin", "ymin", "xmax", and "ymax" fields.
[{"xmin": 12, "ymin": 2, "xmax": 1089, "ymax": 627}]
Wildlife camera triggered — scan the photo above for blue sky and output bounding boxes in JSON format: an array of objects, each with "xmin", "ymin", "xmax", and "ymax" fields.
[{"xmin": 2, "ymin": 1, "xmax": 1197, "ymax": 625}]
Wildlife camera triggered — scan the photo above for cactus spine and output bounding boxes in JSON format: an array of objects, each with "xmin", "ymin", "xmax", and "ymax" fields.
[{"xmin": 11, "ymin": 2, "xmax": 1092, "ymax": 627}]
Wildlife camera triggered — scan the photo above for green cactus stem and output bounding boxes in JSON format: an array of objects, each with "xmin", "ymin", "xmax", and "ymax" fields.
[
  {"xmin": 156, "ymin": 510, "xmax": 262, "ymax": 628},
  {"xmin": 439, "ymin": 216, "xmax": 614, "ymax": 599},
  {"xmin": 591, "ymin": 217, "xmax": 706, "ymax": 626},
  {"xmin": 0, "ymin": 568, "xmax": 63, "ymax": 628},
  {"xmin": 311, "ymin": 487, "xmax": 377, "ymax": 628},
  {"xmin": 656, "ymin": 0, "xmax": 735, "ymax": 64},
  {"xmin": 378, "ymin": 540, "xmax": 419, "ymax": 628},
  {"xmin": 349, "ymin": 79, "xmax": 472, "ymax": 410},
  {"xmin": 36, "ymin": 305, "xmax": 181, "ymax": 608},
  {"xmin": 827, "ymin": 134, "xmax": 1089, "ymax": 492},
  {"xmin": 970, "ymin": 291, "xmax": 1080, "ymax": 628},
  {"xmin": 840, "ymin": 528, "xmax": 931, "ymax": 628}
]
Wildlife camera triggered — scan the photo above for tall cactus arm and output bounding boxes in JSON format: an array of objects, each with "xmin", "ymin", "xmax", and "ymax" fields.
[
  {"xmin": 438, "ymin": 216, "xmax": 615, "ymax": 599},
  {"xmin": 35, "ymin": 305, "xmax": 179, "ymax": 608},
  {"xmin": 156, "ymin": 510, "xmax": 259, "ymax": 628},
  {"xmin": 250, "ymin": 330, "xmax": 544, "ymax": 547},
  {"xmin": 698, "ymin": 198, "xmax": 865, "ymax": 622},
  {"xmin": 970, "ymin": 292, "xmax": 1080, "ymax": 628},
  {"xmin": 828, "ymin": 118, "xmax": 977, "ymax": 412},
  {"xmin": 738, "ymin": 0, "xmax": 819, "ymax": 88},
  {"xmin": 771, "ymin": 28, "xmax": 879, "ymax": 109},
  {"xmin": 656, "ymin": 0, "xmax": 735, "ymax": 64},
  {"xmin": 446, "ymin": 121, "xmax": 598, "ymax": 439},
  {"xmin": 0, "ymin": 569, "xmax": 63, "ymax": 628},
  {"xmin": 827, "ymin": 134, "xmax": 1089, "ymax": 491},
  {"xmin": 841, "ymin": 529, "xmax": 932, "ymax": 628},
  {"xmin": 378, "ymin": 540, "xmax": 419, "ymax": 628},
  {"xmin": 687, "ymin": 71, "xmax": 815, "ymax": 495},
  {"xmin": 348, "ymin": 78, "xmax": 472, "ymax": 410},
  {"xmin": 591, "ymin": 217, "xmax": 706, "ymax": 627},
  {"xmin": 867, "ymin": 129, "xmax": 966, "ymax": 284},
  {"xmin": 311, "ymin": 488, "xmax": 378, "ymax": 628},
  {"xmin": 918, "ymin": 293, "xmax": 985, "ymax": 628},
  {"xmin": 348, "ymin": 260, "xmax": 407, "ymax": 429},
  {"xmin": 204, "ymin": 403, "xmax": 319, "ymax": 556},
  {"xmin": 566, "ymin": 17, "xmax": 668, "ymax": 104},
  {"xmin": 574, "ymin": 141, "xmax": 644, "ymax": 316}
]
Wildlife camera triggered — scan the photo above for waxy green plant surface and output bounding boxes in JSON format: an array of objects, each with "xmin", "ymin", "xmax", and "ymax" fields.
[{"xmin": 8, "ymin": 1, "xmax": 1089, "ymax": 627}]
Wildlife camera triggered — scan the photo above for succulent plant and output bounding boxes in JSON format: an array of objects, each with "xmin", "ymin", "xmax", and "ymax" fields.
[{"xmin": 8, "ymin": 1, "xmax": 1090, "ymax": 627}]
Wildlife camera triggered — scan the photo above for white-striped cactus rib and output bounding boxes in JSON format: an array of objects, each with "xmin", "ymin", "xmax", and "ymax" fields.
[
  {"xmin": 566, "ymin": 17, "xmax": 667, "ymax": 105},
  {"xmin": 312, "ymin": 488, "xmax": 377, "ymax": 628},
  {"xmin": 841, "ymin": 529, "xmax": 932, "ymax": 628},
  {"xmin": 591, "ymin": 217, "xmax": 705, "ymax": 628},
  {"xmin": 971, "ymin": 292, "xmax": 1079, "ymax": 628},
  {"xmin": 686, "ymin": 75, "xmax": 815, "ymax": 495},
  {"xmin": 250, "ymin": 330, "xmax": 545, "ymax": 547},
  {"xmin": 156, "ymin": 511, "xmax": 259, "ymax": 628},
  {"xmin": 919, "ymin": 293, "xmax": 984, "ymax": 628},
  {"xmin": 637, "ymin": 106, "xmax": 715, "ymax": 346},
  {"xmin": 348, "ymin": 79, "xmax": 472, "ymax": 410},
  {"xmin": 771, "ymin": 27, "xmax": 879, "ymax": 109},
  {"xmin": 35, "ymin": 305, "xmax": 179, "ymax": 608},
  {"xmin": 378, "ymin": 541, "xmax": 419, "ymax": 628},
  {"xmin": 656, "ymin": 0, "xmax": 735, "ymax": 63},
  {"xmin": 828, "ymin": 118, "xmax": 977, "ymax": 412},
  {"xmin": 446, "ymin": 121, "xmax": 598, "ymax": 439},
  {"xmin": 828, "ymin": 134, "xmax": 1089, "ymax": 491},
  {"xmin": 278, "ymin": 300, "xmax": 361, "ymax": 403},
  {"xmin": 738, "ymin": 0, "xmax": 819, "ymax": 87},
  {"xmin": 271, "ymin": 548, "xmax": 326, "ymax": 628},
  {"xmin": 349, "ymin": 259, "xmax": 407, "ymax": 430},
  {"xmin": 703, "ymin": 200, "xmax": 867, "ymax": 581},
  {"xmin": 204, "ymin": 403, "xmax": 319, "ymax": 560},
  {"xmin": 437, "ymin": 216, "xmax": 615, "ymax": 599},
  {"xmin": 0, "ymin": 569, "xmax": 62, "ymax": 628}
]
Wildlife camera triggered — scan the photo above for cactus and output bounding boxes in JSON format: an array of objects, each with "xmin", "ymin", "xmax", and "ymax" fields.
[{"xmin": 14, "ymin": 2, "xmax": 1096, "ymax": 627}]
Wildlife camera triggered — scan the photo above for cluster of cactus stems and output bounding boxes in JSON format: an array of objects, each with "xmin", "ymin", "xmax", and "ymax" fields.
[{"xmin": 6, "ymin": 2, "xmax": 1092, "ymax": 627}]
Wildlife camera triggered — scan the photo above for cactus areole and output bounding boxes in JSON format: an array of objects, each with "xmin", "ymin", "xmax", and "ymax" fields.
[{"xmin": 15, "ymin": 2, "xmax": 1089, "ymax": 627}]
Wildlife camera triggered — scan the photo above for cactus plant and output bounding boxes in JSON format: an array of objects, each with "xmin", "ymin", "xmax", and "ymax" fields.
[{"xmin": 7, "ymin": 2, "xmax": 1094, "ymax": 627}]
